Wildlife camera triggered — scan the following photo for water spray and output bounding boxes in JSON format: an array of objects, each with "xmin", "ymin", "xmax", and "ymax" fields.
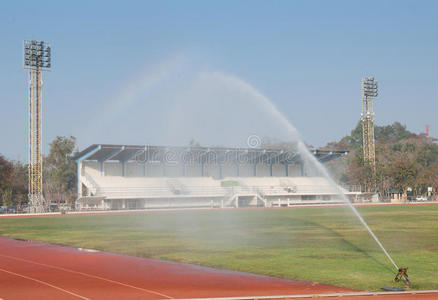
[
  {"xmin": 206, "ymin": 72, "xmax": 402, "ymax": 275},
  {"xmin": 346, "ymin": 203, "xmax": 399, "ymax": 271},
  {"xmin": 295, "ymin": 141, "xmax": 401, "ymax": 272},
  {"xmin": 171, "ymin": 71, "xmax": 405, "ymax": 286}
]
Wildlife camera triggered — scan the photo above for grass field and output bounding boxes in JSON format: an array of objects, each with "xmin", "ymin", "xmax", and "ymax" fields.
[{"xmin": 1, "ymin": 205, "xmax": 437, "ymax": 291}]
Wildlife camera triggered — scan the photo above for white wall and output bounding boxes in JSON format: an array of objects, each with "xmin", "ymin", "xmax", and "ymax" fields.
[
  {"xmin": 164, "ymin": 164, "xmax": 182, "ymax": 177},
  {"xmin": 126, "ymin": 163, "xmax": 144, "ymax": 177},
  {"xmin": 272, "ymin": 164, "xmax": 286, "ymax": 176},
  {"xmin": 84, "ymin": 161, "xmax": 100, "ymax": 177},
  {"xmin": 204, "ymin": 164, "xmax": 221, "ymax": 178},
  {"xmin": 185, "ymin": 164, "xmax": 202, "ymax": 177},
  {"xmin": 239, "ymin": 164, "xmax": 254, "ymax": 177},
  {"xmin": 105, "ymin": 162, "xmax": 121, "ymax": 176},
  {"xmin": 146, "ymin": 163, "xmax": 164, "ymax": 177},
  {"xmin": 256, "ymin": 164, "xmax": 270, "ymax": 176},
  {"xmin": 288, "ymin": 163, "xmax": 302, "ymax": 176},
  {"xmin": 222, "ymin": 164, "xmax": 238, "ymax": 177}
]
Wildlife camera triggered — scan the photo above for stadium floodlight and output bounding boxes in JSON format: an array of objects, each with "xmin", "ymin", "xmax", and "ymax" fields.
[
  {"xmin": 23, "ymin": 39, "xmax": 52, "ymax": 213},
  {"xmin": 23, "ymin": 40, "xmax": 51, "ymax": 70},
  {"xmin": 362, "ymin": 77, "xmax": 378, "ymax": 98},
  {"xmin": 361, "ymin": 76, "xmax": 378, "ymax": 192}
]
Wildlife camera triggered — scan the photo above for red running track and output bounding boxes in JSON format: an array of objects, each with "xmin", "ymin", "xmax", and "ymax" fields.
[
  {"xmin": 0, "ymin": 237, "xmax": 436, "ymax": 300},
  {"xmin": 0, "ymin": 236, "xmax": 353, "ymax": 300}
]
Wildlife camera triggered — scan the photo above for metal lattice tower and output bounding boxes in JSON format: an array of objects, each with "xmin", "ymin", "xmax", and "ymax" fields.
[
  {"xmin": 24, "ymin": 40, "xmax": 51, "ymax": 213},
  {"xmin": 361, "ymin": 77, "xmax": 378, "ymax": 190}
]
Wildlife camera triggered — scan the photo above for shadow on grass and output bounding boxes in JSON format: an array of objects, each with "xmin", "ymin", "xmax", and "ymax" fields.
[{"xmin": 297, "ymin": 217, "xmax": 396, "ymax": 275}]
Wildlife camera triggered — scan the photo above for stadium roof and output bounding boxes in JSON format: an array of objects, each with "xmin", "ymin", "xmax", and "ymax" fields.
[{"xmin": 74, "ymin": 144, "xmax": 348, "ymax": 165}]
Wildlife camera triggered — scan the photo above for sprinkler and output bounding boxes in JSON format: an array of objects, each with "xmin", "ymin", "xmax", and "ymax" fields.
[
  {"xmin": 381, "ymin": 267, "xmax": 412, "ymax": 291},
  {"xmin": 395, "ymin": 267, "xmax": 412, "ymax": 289}
]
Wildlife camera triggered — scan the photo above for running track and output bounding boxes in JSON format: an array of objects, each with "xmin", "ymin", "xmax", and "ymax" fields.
[
  {"xmin": 0, "ymin": 237, "xmax": 352, "ymax": 299},
  {"xmin": 0, "ymin": 238, "xmax": 436, "ymax": 299}
]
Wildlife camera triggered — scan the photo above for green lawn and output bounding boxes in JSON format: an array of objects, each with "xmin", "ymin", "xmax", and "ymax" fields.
[{"xmin": 1, "ymin": 205, "xmax": 437, "ymax": 291}]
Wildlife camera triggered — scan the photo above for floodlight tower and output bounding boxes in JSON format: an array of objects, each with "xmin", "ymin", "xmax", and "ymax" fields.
[
  {"xmin": 23, "ymin": 40, "xmax": 51, "ymax": 213},
  {"xmin": 361, "ymin": 77, "xmax": 378, "ymax": 191}
]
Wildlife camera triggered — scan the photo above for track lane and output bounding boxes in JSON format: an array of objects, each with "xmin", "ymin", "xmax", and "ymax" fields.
[
  {"xmin": 0, "ymin": 252, "xmax": 173, "ymax": 300},
  {"xmin": 0, "ymin": 267, "xmax": 82, "ymax": 300},
  {"xmin": 0, "ymin": 267, "xmax": 90, "ymax": 300},
  {"xmin": 0, "ymin": 253, "xmax": 173, "ymax": 299},
  {"xmin": 0, "ymin": 237, "xmax": 352, "ymax": 299}
]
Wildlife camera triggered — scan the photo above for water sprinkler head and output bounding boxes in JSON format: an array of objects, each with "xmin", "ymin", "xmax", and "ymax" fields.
[{"xmin": 394, "ymin": 267, "xmax": 412, "ymax": 289}]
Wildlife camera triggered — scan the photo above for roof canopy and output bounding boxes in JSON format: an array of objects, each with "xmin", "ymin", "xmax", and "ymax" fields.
[{"xmin": 74, "ymin": 144, "xmax": 347, "ymax": 165}]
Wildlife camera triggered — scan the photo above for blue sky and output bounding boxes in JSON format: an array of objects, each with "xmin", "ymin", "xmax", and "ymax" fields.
[{"xmin": 1, "ymin": 1, "xmax": 437, "ymax": 161}]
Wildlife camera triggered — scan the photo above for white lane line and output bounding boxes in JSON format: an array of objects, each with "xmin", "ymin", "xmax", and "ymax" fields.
[
  {"xmin": 0, "ymin": 267, "xmax": 90, "ymax": 300},
  {"xmin": 0, "ymin": 253, "xmax": 173, "ymax": 299}
]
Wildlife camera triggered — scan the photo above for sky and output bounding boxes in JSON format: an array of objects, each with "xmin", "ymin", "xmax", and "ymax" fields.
[{"xmin": 1, "ymin": 0, "xmax": 437, "ymax": 161}]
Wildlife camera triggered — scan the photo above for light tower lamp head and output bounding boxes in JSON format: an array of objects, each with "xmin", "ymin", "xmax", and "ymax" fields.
[
  {"xmin": 362, "ymin": 77, "xmax": 378, "ymax": 98},
  {"xmin": 24, "ymin": 40, "xmax": 51, "ymax": 70}
]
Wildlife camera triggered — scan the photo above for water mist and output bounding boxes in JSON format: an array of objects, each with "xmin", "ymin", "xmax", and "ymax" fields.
[{"xmin": 198, "ymin": 72, "xmax": 400, "ymax": 271}]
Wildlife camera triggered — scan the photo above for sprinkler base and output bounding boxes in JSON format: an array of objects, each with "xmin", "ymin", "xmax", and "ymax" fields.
[{"xmin": 381, "ymin": 286, "xmax": 405, "ymax": 291}]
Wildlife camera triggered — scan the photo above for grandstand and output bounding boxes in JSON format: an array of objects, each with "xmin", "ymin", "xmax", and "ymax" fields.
[{"xmin": 74, "ymin": 144, "xmax": 356, "ymax": 210}]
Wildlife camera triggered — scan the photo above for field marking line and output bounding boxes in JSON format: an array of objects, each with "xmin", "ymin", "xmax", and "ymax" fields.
[
  {"xmin": 0, "ymin": 253, "xmax": 173, "ymax": 299},
  {"xmin": 0, "ymin": 267, "xmax": 90, "ymax": 300}
]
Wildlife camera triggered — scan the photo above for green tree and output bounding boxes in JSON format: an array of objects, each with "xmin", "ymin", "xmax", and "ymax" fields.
[
  {"xmin": 375, "ymin": 122, "xmax": 411, "ymax": 143},
  {"xmin": 2, "ymin": 188, "xmax": 12, "ymax": 207},
  {"xmin": 0, "ymin": 155, "xmax": 13, "ymax": 192},
  {"xmin": 386, "ymin": 152, "xmax": 419, "ymax": 200},
  {"xmin": 418, "ymin": 162, "xmax": 438, "ymax": 199},
  {"xmin": 44, "ymin": 136, "xmax": 77, "ymax": 207},
  {"xmin": 11, "ymin": 161, "xmax": 28, "ymax": 208},
  {"xmin": 330, "ymin": 121, "xmax": 438, "ymax": 200},
  {"xmin": 340, "ymin": 121, "xmax": 363, "ymax": 150},
  {"xmin": 345, "ymin": 148, "xmax": 376, "ymax": 191},
  {"xmin": 0, "ymin": 155, "xmax": 14, "ymax": 207}
]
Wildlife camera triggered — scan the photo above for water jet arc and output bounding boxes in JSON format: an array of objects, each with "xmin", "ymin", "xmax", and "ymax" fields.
[{"xmin": 207, "ymin": 72, "xmax": 400, "ymax": 272}]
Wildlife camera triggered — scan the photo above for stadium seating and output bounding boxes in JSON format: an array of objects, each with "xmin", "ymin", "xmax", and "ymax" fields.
[
  {"xmin": 75, "ymin": 145, "xmax": 352, "ymax": 210},
  {"xmin": 78, "ymin": 163, "xmax": 347, "ymax": 210}
]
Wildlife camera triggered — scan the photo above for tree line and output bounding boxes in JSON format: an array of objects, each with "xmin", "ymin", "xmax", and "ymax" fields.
[
  {"xmin": 0, "ymin": 136, "xmax": 77, "ymax": 210},
  {"xmin": 326, "ymin": 122, "xmax": 438, "ymax": 200}
]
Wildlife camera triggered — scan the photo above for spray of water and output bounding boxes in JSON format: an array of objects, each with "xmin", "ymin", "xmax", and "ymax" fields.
[
  {"xmin": 111, "ymin": 66, "xmax": 399, "ymax": 271},
  {"xmin": 200, "ymin": 72, "xmax": 399, "ymax": 271},
  {"xmin": 85, "ymin": 55, "xmax": 189, "ymax": 143},
  {"xmin": 296, "ymin": 141, "xmax": 399, "ymax": 271}
]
